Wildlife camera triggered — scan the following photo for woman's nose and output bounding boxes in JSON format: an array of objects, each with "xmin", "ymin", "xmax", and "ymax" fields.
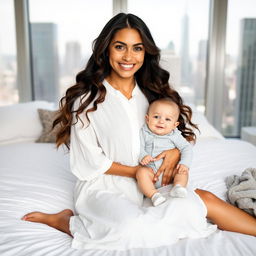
[{"xmin": 122, "ymin": 49, "xmax": 132, "ymax": 61}]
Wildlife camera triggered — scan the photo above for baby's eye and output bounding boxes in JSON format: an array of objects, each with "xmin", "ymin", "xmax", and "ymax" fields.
[
  {"xmin": 153, "ymin": 115, "xmax": 160, "ymax": 119},
  {"xmin": 166, "ymin": 118, "xmax": 171, "ymax": 121}
]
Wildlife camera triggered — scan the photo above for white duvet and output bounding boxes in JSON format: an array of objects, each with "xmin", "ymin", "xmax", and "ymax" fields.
[{"xmin": 0, "ymin": 138, "xmax": 256, "ymax": 256}]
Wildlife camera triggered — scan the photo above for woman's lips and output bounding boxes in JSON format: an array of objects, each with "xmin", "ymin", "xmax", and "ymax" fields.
[{"xmin": 119, "ymin": 63, "xmax": 135, "ymax": 70}]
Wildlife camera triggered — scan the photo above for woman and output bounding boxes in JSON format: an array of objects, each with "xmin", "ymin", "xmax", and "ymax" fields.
[{"xmin": 22, "ymin": 13, "xmax": 256, "ymax": 250}]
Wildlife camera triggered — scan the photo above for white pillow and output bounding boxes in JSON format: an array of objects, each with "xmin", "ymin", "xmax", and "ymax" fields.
[
  {"xmin": 187, "ymin": 103, "xmax": 224, "ymax": 140},
  {"xmin": 191, "ymin": 111, "xmax": 224, "ymax": 139},
  {"xmin": 0, "ymin": 101, "xmax": 55, "ymax": 145}
]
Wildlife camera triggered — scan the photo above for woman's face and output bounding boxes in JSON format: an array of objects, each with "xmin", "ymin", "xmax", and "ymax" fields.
[{"xmin": 108, "ymin": 28, "xmax": 145, "ymax": 81}]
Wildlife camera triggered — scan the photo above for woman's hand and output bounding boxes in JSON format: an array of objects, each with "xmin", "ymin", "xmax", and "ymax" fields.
[{"xmin": 153, "ymin": 148, "xmax": 180, "ymax": 186}]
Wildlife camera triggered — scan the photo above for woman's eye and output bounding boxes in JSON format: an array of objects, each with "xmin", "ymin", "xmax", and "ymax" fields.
[
  {"xmin": 115, "ymin": 45, "xmax": 124, "ymax": 50},
  {"xmin": 134, "ymin": 46, "xmax": 143, "ymax": 52}
]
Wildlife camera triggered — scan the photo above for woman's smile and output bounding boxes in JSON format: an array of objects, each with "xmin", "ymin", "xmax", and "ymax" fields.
[{"xmin": 119, "ymin": 63, "xmax": 135, "ymax": 70}]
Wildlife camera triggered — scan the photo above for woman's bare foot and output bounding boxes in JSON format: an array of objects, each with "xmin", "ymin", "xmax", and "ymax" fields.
[{"xmin": 21, "ymin": 209, "xmax": 74, "ymax": 236}]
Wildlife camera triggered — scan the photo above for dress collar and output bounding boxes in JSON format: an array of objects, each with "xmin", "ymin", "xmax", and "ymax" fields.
[{"xmin": 103, "ymin": 79, "xmax": 139, "ymax": 99}]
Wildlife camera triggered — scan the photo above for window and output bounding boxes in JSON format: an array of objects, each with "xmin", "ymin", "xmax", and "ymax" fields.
[
  {"xmin": 28, "ymin": 0, "xmax": 113, "ymax": 102},
  {"xmin": 222, "ymin": 0, "xmax": 256, "ymax": 136},
  {"xmin": 128, "ymin": 0, "xmax": 210, "ymax": 112},
  {"xmin": 0, "ymin": 0, "xmax": 18, "ymax": 106}
]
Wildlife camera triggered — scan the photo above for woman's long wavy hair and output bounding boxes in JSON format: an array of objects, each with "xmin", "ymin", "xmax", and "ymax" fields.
[{"xmin": 54, "ymin": 13, "xmax": 198, "ymax": 149}]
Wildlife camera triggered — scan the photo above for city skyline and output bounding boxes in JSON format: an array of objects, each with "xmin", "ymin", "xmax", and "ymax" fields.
[
  {"xmin": 0, "ymin": 0, "xmax": 210, "ymax": 58},
  {"xmin": 236, "ymin": 18, "xmax": 256, "ymax": 134},
  {"xmin": 1, "ymin": 0, "xmax": 256, "ymax": 58},
  {"xmin": 30, "ymin": 23, "xmax": 59, "ymax": 102},
  {"xmin": 1, "ymin": 0, "xmax": 256, "ymax": 137}
]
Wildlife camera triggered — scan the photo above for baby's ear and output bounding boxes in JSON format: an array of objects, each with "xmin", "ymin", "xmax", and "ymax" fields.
[
  {"xmin": 175, "ymin": 121, "xmax": 179, "ymax": 127},
  {"xmin": 145, "ymin": 114, "xmax": 149, "ymax": 123}
]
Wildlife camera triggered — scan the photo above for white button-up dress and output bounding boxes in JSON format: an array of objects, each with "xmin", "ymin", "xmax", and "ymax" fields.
[{"xmin": 69, "ymin": 80, "xmax": 217, "ymax": 250}]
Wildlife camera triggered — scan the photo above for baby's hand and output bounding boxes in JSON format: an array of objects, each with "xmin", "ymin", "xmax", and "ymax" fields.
[
  {"xmin": 177, "ymin": 164, "xmax": 189, "ymax": 174},
  {"xmin": 140, "ymin": 155, "xmax": 155, "ymax": 165}
]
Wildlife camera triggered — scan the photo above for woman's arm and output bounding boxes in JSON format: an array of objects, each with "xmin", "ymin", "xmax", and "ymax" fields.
[
  {"xmin": 105, "ymin": 162, "xmax": 139, "ymax": 179},
  {"xmin": 153, "ymin": 148, "xmax": 180, "ymax": 186}
]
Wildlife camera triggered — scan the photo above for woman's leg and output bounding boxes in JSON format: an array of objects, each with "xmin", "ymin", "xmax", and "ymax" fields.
[
  {"xmin": 21, "ymin": 209, "xmax": 73, "ymax": 236},
  {"xmin": 195, "ymin": 189, "xmax": 256, "ymax": 236},
  {"xmin": 21, "ymin": 189, "xmax": 256, "ymax": 237}
]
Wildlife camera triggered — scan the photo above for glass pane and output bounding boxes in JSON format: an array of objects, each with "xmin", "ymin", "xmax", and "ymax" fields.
[
  {"xmin": 28, "ymin": 0, "xmax": 113, "ymax": 102},
  {"xmin": 0, "ymin": 0, "xmax": 18, "ymax": 106},
  {"xmin": 128, "ymin": 0, "xmax": 210, "ymax": 113},
  {"xmin": 223, "ymin": 0, "xmax": 256, "ymax": 137}
]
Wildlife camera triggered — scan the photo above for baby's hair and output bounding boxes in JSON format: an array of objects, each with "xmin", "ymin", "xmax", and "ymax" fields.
[
  {"xmin": 148, "ymin": 97, "xmax": 198, "ymax": 142},
  {"xmin": 147, "ymin": 98, "xmax": 180, "ymax": 115}
]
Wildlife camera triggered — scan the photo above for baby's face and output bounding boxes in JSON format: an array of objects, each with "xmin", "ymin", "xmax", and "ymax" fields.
[{"xmin": 146, "ymin": 101, "xmax": 179, "ymax": 136}]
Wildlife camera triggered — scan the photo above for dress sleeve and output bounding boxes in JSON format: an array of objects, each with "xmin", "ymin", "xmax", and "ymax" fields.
[
  {"xmin": 70, "ymin": 102, "xmax": 113, "ymax": 181},
  {"xmin": 139, "ymin": 128, "xmax": 148, "ymax": 162}
]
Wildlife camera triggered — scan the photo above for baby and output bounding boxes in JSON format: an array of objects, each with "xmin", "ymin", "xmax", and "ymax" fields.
[{"xmin": 136, "ymin": 98, "xmax": 193, "ymax": 206}]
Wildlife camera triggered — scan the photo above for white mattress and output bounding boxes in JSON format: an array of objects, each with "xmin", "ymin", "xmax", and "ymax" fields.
[{"xmin": 0, "ymin": 139, "xmax": 256, "ymax": 256}]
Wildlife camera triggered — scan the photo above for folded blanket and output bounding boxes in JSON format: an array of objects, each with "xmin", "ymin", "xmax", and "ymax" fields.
[{"xmin": 226, "ymin": 168, "xmax": 256, "ymax": 216}]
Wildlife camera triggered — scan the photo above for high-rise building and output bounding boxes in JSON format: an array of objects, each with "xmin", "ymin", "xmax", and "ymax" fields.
[
  {"xmin": 64, "ymin": 41, "xmax": 82, "ymax": 75},
  {"xmin": 180, "ymin": 13, "xmax": 191, "ymax": 87},
  {"xmin": 30, "ymin": 23, "xmax": 59, "ymax": 102},
  {"xmin": 160, "ymin": 47, "xmax": 181, "ymax": 91},
  {"xmin": 195, "ymin": 40, "xmax": 207, "ymax": 105},
  {"xmin": 237, "ymin": 18, "xmax": 256, "ymax": 134}
]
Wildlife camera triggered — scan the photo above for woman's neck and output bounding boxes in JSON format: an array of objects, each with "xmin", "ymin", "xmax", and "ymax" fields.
[{"xmin": 106, "ymin": 76, "xmax": 135, "ymax": 99}]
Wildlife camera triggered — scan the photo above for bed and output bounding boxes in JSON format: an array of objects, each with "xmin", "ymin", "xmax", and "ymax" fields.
[{"xmin": 0, "ymin": 101, "xmax": 256, "ymax": 256}]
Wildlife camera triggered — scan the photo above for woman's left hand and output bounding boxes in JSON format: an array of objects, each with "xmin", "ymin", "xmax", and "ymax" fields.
[{"xmin": 153, "ymin": 148, "xmax": 180, "ymax": 186}]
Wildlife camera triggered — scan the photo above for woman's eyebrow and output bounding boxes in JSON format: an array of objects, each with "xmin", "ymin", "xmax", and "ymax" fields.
[{"xmin": 112, "ymin": 41, "xmax": 144, "ymax": 46}]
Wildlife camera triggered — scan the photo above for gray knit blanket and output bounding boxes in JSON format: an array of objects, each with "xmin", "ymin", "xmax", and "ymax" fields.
[{"xmin": 226, "ymin": 168, "xmax": 256, "ymax": 216}]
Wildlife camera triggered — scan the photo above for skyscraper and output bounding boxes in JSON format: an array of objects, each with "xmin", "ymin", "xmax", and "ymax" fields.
[
  {"xmin": 64, "ymin": 41, "xmax": 82, "ymax": 75},
  {"xmin": 195, "ymin": 40, "xmax": 207, "ymax": 105},
  {"xmin": 30, "ymin": 23, "xmax": 59, "ymax": 102},
  {"xmin": 160, "ymin": 48, "xmax": 181, "ymax": 91},
  {"xmin": 237, "ymin": 18, "xmax": 256, "ymax": 134},
  {"xmin": 180, "ymin": 13, "xmax": 191, "ymax": 87}
]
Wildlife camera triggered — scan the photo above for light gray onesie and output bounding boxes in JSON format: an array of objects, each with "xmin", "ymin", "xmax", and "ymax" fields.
[{"xmin": 139, "ymin": 124, "xmax": 193, "ymax": 188}]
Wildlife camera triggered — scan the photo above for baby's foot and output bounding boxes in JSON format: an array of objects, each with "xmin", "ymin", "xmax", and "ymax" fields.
[
  {"xmin": 151, "ymin": 192, "xmax": 166, "ymax": 206},
  {"xmin": 170, "ymin": 184, "xmax": 187, "ymax": 198}
]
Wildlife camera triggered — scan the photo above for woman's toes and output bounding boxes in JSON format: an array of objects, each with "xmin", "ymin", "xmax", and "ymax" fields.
[
  {"xmin": 21, "ymin": 212, "xmax": 34, "ymax": 221},
  {"xmin": 21, "ymin": 212, "xmax": 44, "ymax": 222}
]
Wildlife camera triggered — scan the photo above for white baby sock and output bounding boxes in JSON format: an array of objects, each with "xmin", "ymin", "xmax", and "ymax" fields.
[
  {"xmin": 170, "ymin": 184, "xmax": 187, "ymax": 198},
  {"xmin": 151, "ymin": 192, "xmax": 166, "ymax": 206}
]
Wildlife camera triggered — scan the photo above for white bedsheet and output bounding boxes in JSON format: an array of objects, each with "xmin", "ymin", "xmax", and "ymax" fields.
[{"xmin": 0, "ymin": 139, "xmax": 256, "ymax": 256}]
